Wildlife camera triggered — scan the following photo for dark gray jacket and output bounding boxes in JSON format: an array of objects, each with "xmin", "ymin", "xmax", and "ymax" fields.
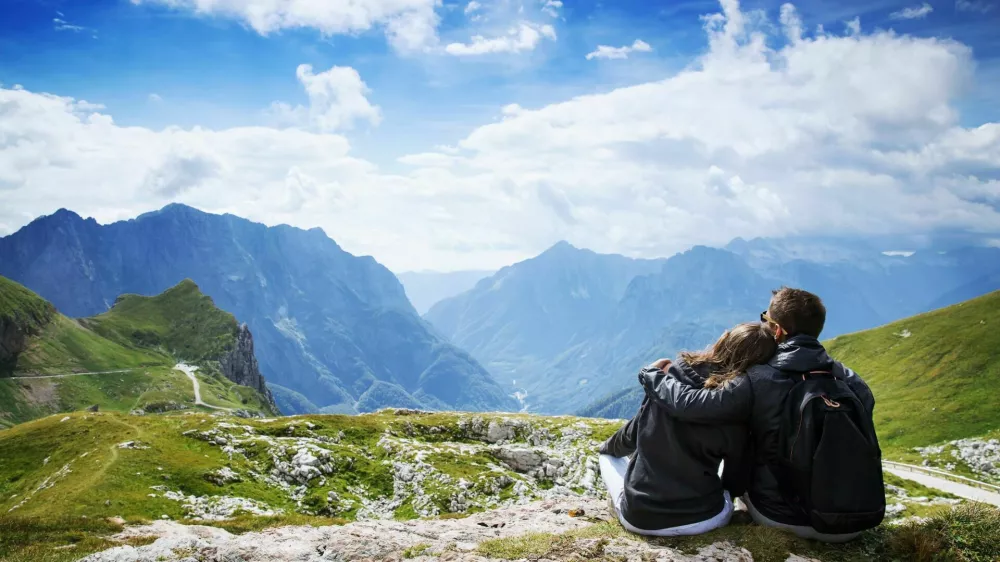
[
  {"xmin": 600, "ymin": 359, "xmax": 749, "ymax": 531},
  {"xmin": 642, "ymin": 335, "xmax": 876, "ymax": 526}
]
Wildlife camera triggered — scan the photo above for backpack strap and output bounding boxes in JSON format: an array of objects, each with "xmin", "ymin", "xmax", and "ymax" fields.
[{"xmin": 799, "ymin": 370, "xmax": 832, "ymax": 381}]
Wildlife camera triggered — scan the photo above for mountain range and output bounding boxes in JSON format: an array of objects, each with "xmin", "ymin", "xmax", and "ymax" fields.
[
  {"xmin": 426, "ymin": 238, "xmax": 1000, "ymax": 414},
  {"xmin": 0, "ymin": 205, "xmax": 517, "ymax": 416},
  {"xmin": 4, "ymin": 205, "xmax": 998, "ymax": 418}
]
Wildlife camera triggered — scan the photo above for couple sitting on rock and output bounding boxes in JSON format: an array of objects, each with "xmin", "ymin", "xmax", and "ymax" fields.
[{"xmin": 599, "ymin": 287, "xmax": 886, "ymax": 541}]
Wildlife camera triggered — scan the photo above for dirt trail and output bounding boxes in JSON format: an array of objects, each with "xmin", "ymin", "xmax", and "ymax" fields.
[
  {"xmin": 174, "ymin": 363, "xmax": 231, "ymax": 412},
  {"xmin": 10, "ymin": 369, "xmax": 135, "ymax": 380}
]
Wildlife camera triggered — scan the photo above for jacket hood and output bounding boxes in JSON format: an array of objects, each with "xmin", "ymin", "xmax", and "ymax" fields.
[{"xmin": 768, "ymin": 334, "xmax": 835, "ymax": 373}]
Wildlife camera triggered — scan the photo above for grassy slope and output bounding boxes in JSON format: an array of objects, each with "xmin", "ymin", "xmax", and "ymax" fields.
[
  {"xmin": 0, "ymin": 276, "xmax": 54, "ymax": 335},
  {"xmin": 0, "ymin": 277, "xmax": 272, "ymax": 426},
  {"xmin": 16, "ymin": 315, "xmax": 168, "ymax": 374},
  {"xmin": 0, "ymin": 411, "xmax": 620, "ymax": 560},
  {"xmin": 826, "ymin": 290, "xmax": 1000, "ymax": 456},
  {"xmin": 84, "ymin": 279, "xmax": 238, "ymax": 363},
  {"xmin": 0, "ymin": 366, "xmax": 272, "ymax": 429}
]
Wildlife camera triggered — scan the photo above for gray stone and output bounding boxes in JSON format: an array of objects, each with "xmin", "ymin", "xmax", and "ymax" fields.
[{"xmin": 219, "ymin": 324, "xmax": 277, "ymax": 413}]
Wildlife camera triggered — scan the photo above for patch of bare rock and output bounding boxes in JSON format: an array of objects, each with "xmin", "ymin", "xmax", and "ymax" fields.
[{"xmin": 80, "ymin": 497, "xmax": 756, "ymax": 562}]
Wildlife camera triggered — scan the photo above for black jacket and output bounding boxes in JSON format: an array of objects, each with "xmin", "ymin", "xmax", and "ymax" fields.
[
  {"xmin": 642, "ymin": 335, "xmax": 876, "ymax": 526},
  {"xmin": 600, "ymin": 359, "xmax": 750, "ymax": 531}
]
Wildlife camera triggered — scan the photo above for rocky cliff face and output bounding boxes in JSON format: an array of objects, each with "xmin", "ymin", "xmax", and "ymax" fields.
[
  {"xmin": 0, "ymin": 317, "xmax": 29, "ymax": 374},
  {"xmin": 0, "ymin": 277, "xmax": 54, "ymax": 375},
  {"xmin": 219, "ymin": 323, "xmax": 277, "ymax": 412}
]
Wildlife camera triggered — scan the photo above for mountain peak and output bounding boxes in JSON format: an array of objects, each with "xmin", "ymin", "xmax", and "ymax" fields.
[
  {"xmin": 26, "ymin": 208, "xmax": 84, "ymax": 228},
  {"xmin": 51, "ymin": 207, "xmax": 82, "ymax": 220},
  {"xmin": 545, "ymin": 240, "xmax": 577, "ymax": 252},
  {"xmin": 537, "ymin": 240, "xmax": 592, "ymax": 260}
]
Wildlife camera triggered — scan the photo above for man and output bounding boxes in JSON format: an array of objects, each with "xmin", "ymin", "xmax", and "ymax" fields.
[{"xmin": 641, "ymin": 287, "xmax": 881, "ymax": 542}]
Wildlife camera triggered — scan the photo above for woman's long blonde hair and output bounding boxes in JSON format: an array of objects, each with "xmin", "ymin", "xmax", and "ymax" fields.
[{"xmin": 678, "ymin": 322, "xmax": 777, "ymax": 389}]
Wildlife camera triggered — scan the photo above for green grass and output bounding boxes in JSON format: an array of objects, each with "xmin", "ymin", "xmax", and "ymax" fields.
[
  {"xmin": 192, "ymin": 512, "xmax": 347, "ymax": 534},
  {"xmin": 0, "ymin": 276, "xmax": 172, "ymax": 376},
  {"xmin": 0, "ymin": 411, "xmax": 616, "ymax": 524},
  {"xmin": 825, "ymin": 291, "xmax": 1000, "ymax": 455},
  {"xmin": 402, "ymin": 542, "xmax": 431, "ymax": 558},
  {"xmin": 85, "ymin": 279, "xmax": 238, "ymax": 364},
  {"xmin": 0, "ymin": 276, "xmax": 54, "ymax": 336},
  {"xmin": 16, "ymin": 316, "xmax": 168, "ymax": 375},
  {"xmin": 0, "ymin": 515, "xmax": 156, "ymax": 562},
  {"xmin": 0, "ymin": 366, "xmax": 268, "ymax": 427},
  {"xmin": 0, "ymin": 413, "xmax": 280, "ymax": 522}
]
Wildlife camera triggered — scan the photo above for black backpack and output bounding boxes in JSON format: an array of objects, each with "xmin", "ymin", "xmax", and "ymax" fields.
[{"xmin": 776, "ymin": 368, "xmax": 885, "ymax": 534}]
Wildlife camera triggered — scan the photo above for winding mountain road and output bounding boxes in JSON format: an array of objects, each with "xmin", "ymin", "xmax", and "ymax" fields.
[
  {"xmin": 884, "ymin": 461, "xmax": 1000, "ymax": 507},
  {"xmin": 173, "ymin": 363, "xmax": 232, "ymax": 412}
]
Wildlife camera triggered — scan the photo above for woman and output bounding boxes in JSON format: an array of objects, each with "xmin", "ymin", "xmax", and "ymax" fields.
[{"xmin": 598, "ymin": 322, "xmax": 776, "ymax": 536}]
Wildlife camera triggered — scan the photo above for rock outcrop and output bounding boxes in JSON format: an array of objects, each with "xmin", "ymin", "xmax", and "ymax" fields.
[
  {"xmin": 0, "ymin": 316, "xmax": 29, "ymax": 374},
  {"xmin": 79, "ymin": 497, "xmax": 755, "ymax": 562},
  {"xmin": 0, "ymin": 279, "xmax": 54, "ymax": 375},
  {"xmin": 219, "ymin": 323, "xmax": 277, "ymax": 412}
]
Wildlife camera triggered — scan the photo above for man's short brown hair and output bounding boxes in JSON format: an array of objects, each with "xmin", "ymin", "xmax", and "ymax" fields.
[{"xmin": 768, "ymin": 287, "xmax": 826, "ymax": 338}]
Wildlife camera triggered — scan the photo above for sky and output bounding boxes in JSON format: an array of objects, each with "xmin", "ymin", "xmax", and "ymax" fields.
[{"xmin": 1, "ymin": 0, "xmax": 999, "ymax": 272}]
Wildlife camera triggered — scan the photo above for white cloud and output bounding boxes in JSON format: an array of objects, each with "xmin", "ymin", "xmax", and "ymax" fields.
[
  {"xmin": 845, "ymin": 16, "xmax": 861, "ymax": 36},
  {"xmin": 53, "ymin": 17, "xmax": 91, "ymax": 33},
  {"xmin": 445, "ymin": 22, "xmax": 556, "ymax": 56},
  {"xmin": 398, "ymin": 152, "xmax": 462, "ymax": 167},
  {"xmin": 148, "ymin": 93, "xmax": 163, "ymax": 103},
  {"xmin": 464, "ymin": 1, "xmax": 481, "ymax": 15},
  {"xmin": 779, "ymin": 3, "xmax": 802, "ymax": 43},
  {"xmin": 585, "ymin": 39, "xmax": 653, "ymax": 60},
  {"xmin": 890, "ymin": 3, "xmax": 933, "ymax": 19},
  {"xmin": 130, "ymin": 0, "xmax": 441, "ymax": 52},
  {"xmin": 542, "ymin": 0, "xmax": 562, "ymax": 18},
  {"xmin": 955, "ymin": 0, "xmax": 994, "ymax": 13},
  {"xmin": 267, "ymin": 64, "xmax": 380, "ymax": 132},
  {"xmin": 2, "ymin": 0, "xmax": 999, "ymax": 272}
]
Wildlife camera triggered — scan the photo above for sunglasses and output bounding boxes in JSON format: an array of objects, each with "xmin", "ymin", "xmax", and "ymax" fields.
[{"xmin": 760, "ymin": 311, "xmax": 777, "ymax": 325}]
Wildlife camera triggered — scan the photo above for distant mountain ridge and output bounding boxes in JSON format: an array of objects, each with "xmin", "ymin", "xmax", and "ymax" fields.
[
  {"xmin": 397, "ymin": 270, "xmax": 493, "ymax": 315},
  {"xmin": 427, "ymin": 238, "xmax": 1000, "ymax": 414},
  {"xmin": 0, "ymin": 205, "xmax": 517, "ymax": 415},
  {"xmin": 425, "ymin": 242, "xmax": 665, "ymax": 412}
]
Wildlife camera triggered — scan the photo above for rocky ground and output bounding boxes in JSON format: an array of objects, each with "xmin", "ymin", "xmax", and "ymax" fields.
[
  {"xmin": 916, "ymin": 436, "xmax": 1000, "ymax": 483},
  {"xmin": 143, "ymin": 410, "xmax": 618, "ymax": 522},
  {"xmin": 80, "ymin": 496, "xmax": 759, "ymax": 562}
]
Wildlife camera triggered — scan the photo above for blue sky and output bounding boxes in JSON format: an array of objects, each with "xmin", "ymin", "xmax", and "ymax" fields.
[
  {"xmin": 1, "ymin": 0, "xmax": 999, "ymax": 270},
  {"xmin": 4, "ymin": 0, "xmax": 997, "ymax": 162}
]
